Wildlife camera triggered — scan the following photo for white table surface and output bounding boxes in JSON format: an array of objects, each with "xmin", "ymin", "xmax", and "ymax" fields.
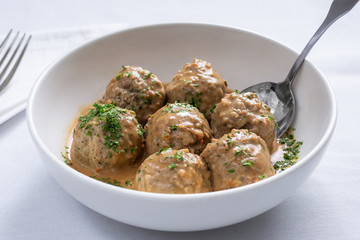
[{"xmin": 1, "ymin": 0, "xmax": 360, "ymax": 239}]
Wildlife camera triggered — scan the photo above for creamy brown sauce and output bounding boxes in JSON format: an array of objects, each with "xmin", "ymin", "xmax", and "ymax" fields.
[
  {"xmin": 69, "ymin": 151, "xmax": 143, "ymax": 190},
  {"xmin": 66, "ymin": 124, "xmax": 284, "ymax": 190}
]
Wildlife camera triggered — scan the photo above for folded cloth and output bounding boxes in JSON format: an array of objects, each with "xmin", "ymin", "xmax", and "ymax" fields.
[{"xmin": 0, "ymin": 23, "xmax": 129, "ymax": 125}]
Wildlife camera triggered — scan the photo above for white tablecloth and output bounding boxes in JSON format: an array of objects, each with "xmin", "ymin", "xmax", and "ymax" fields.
[{"xmin": 1, "ymin": 1, "xmax": 360, "ymax": 239}]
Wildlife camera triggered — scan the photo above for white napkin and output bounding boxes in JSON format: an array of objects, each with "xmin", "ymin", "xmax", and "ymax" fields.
[{"xmin": 0, "ymin": 23, "xmax": 129, "ymax": 125}]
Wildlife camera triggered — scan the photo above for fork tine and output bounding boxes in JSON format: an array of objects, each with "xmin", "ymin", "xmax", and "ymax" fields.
[
  {"xmin": 0, "ymin": 32, "xmax": 24, "ymax": 80},
  {"xmin": 0, "ymin": 33, "xmax": 31, "ymax": 92},
  {"xmin": 0, "ymin": 29, "xmax": 13, "ymax": 51},
  {"xmin": 0, "ymin": 31, "xmax": 19, "ymax": 67}
]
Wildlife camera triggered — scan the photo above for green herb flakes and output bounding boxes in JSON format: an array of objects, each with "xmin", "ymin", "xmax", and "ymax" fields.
[
  {"xmin": 78, "ymin": 103, "xmax": 125, "ymax": 152},
  {"xmin": 144, "ymin": 72, "xmax": 152, "ymax": 79},
  {"xmin": 210, "ymin": 104, "xmax": 217, "ymax": 113},
  {"xmin": 137, "ymin": 124, "xmax": 145, "ymax": 137},
  {"xmin": 241, "ymin": 159, "xmax": 254, "ymax": 167},
  {"xmin": 168, "ymin": 163, "xmax": 177, "ymax": 169},
  {"xmin": 156, "ymin": 148, "xmax": 170, "ymax": 155},
  {"xmin": 130, "ymin": 146, "xmax": 135, "ymax": 154},
  {"xmin": 274, "ymin": 130, "xmax": 303, "ymax": 171}
]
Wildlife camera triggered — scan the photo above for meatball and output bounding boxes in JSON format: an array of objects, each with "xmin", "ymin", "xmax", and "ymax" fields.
[
  {"xmin": 200, "ymin": 129, "xmax": 275, "ymax": 191},
  {"xmin": 71, "ymin": 103, "xmax": 144, "ymax": 172},
  {"xmin": 104, "ymin": 65, "xmax": 165, "ymax": 124},
  {"xmin": 211, "ymin": 92, "xmax": 277, "ymax": 151},
  {"xmin": 166, "ymin": 58, "xmax": 227, "ymax": 119},
  {"xmin": 136, "ymin": 149, "xmax": 212, "ymax": 193},
  {"xmin": 145, "ymin": 102, "xmax": 212, "ymax": 155}
]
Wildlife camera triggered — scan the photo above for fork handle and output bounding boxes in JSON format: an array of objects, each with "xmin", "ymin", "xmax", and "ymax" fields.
[{"xmin": 285, "ymin": 0, "xmax": 359, "ymax": 85}]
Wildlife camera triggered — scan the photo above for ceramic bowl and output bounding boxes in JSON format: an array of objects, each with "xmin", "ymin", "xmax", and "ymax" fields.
[{"xmin": 27, "ymin": 23, "xmax": 336, "ymax": 231}]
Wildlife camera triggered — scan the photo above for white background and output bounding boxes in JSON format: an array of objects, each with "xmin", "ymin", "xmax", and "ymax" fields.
[{"xmin": 1, "ymin": 0, "xmax": 360, "ymax": 239}]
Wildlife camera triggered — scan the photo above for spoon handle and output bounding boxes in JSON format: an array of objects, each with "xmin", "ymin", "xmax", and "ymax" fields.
[{"xmin": 285, "ymin": 0, "xmax": 359, "ymax": 84}]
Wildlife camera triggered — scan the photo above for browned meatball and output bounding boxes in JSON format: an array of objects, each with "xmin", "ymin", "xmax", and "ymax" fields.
[
  {"xmin": 71, "ymin": 103, "xmax": 144, "ymax": 172},
  {"xmin": 200, "ymin": 129, "xmax": 275, "ymax": 191},
  {"xmin": 145, "ymin": 102, "xmax": 212, "ymax": 155},
  {"xmin": 104, "ymin": 66, "xmax": 165, "ymax": 124},
  {"xmin": 136, "ymin": 149, "xmax": 212, "ymax": 193},
  {"xmin": 211, "ymin": 92, "xmax": 277, "ymax": 151},
  {"xmin": 166, "ymin": 58, "xmax": 227, "ymax": 119}
]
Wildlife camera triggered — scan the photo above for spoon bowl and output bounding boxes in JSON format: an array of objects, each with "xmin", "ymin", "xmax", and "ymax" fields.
[
  {"xmin": 242, "ymin": 0, "xmax": 358, "ymax": 137},
  {"xmin": 242, "ymin": 80, "xmax": 294, "ymax": 137}
]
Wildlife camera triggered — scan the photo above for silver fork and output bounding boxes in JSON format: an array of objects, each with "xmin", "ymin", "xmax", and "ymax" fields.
[{"xmin": 0, "ymin": 29, "xmax": 31, "ymax": 93}]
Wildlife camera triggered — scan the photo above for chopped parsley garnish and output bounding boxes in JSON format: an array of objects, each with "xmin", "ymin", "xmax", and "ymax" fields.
[
  {"xmin": 125, "ymin": 180, "xmax": 133, "ymax": 187},
  {"xmin": 267, "ymin": 112, "xmax": 276, "ymax": 123},
  {"xmin": 170, "ymin": 124, "xmax": 177, "ymax": 130},
  {"xmin": 61, "ymin": 151, "xmax": 72, "ymax": 165},
  {"xmin": 156, "ymin": 148, "xmax": 170, "ymax": 155},
  {"xmin": 90, "ymin": 175, "xmax": 122, "ymax": 187},
  {"xmin": 174, "ymin": 151, "xmax": 184, "ymax": 161},
  {"xmin": 168, "ymin": 163, "xmax": 177, "ymax": 169},
  {"xmin": 162, "ymin": 102, "xmax": 194, "ymax": 113},
  {"xmin": 210, "ymin": 104, "xmax": 218, "ymax": 113},
  {"xmin": 78, "ymin": 103, "xmax": 126, "ymax": 154},
  {"xmin": 228, "ymin": 169, "xmax": 235, "ymax": 173},
  {"xmin": 163, "ymin": 150, "xmax": 184, "ymax": 162},
  {"xmin": 235, "ymin": 150, "xmax": 242, "ymax": 156},
  {"xmin": 274, "ymin": 130, "xmax": 303, "ymax": 171},
  {"xmin": 143, "ymin": 97, "xmax": 154, "ymax": 105},
  {"xmin": 130, "ymin": 146, "xmax": 135, "ymax": 154},
  {"xmin": 182, "ymin": 79, "xmax": 191, "ymax": 84},
  {"xmin": 259, "ymin": 175, "xmax": 266, "ymax": 179},
  {"xmin": 116, "ymin": 73, "xmax": 123, "ymax": 80},
  {"xmin": 226, "ymin": 135, "xmax": 234, "ymax": 147},
  {"xmin": 241, "ymin": 159, "xmax": 254, "ymax": 167},
  {"xmin": 144, "ymin": 72, "xmax": 152, "ymax": 79},
  {"xmin": 137, "ymin": 124, "xmax": 145, "ymax": 137},
  {"xmin": 190, "ymin": 97, "xmax": 199, "ymax": 108},
  {"xmin": 235, "ymin": 146, "xmax": 253, "ymax": 157}
]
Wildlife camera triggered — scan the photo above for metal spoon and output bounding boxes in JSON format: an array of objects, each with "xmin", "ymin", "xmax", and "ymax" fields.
[{"xmin": 241, "ymin": 0, "xmax": 358, "ymax": 137}]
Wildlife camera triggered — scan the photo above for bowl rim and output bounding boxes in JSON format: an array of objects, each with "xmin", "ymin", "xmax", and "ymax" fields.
[{"xmin": 27, "ymin": 22, "xmax": 337, "ymax": 200}]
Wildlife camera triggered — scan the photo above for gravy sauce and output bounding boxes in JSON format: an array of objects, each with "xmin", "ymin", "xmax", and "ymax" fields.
[{"xmin": 66, "ymin": 128, "xmax": 285, "ymax": 190}]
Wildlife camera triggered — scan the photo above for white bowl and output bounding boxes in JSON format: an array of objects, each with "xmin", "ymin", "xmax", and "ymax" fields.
[{"xmin": 27, "ymin": 23, "xmax": 336, "ymax": 231}]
